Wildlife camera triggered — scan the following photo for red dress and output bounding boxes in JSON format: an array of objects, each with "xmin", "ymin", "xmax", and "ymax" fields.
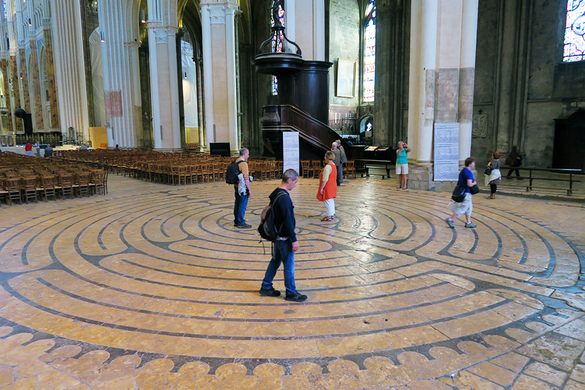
[{"xmin": 316, "ymin": 162, "xmax": 337, "ymax": 201}]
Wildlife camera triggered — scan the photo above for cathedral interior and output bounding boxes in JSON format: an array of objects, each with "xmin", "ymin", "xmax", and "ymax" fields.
[{"xmin": 0, "ymin": 0, "xmax": 584, "ymax": 388}]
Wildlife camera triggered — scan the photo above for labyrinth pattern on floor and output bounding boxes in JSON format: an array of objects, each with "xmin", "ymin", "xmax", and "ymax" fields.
[{"xmin": 0, "ymin": 177, "xmax": 584, "ymax": 388}]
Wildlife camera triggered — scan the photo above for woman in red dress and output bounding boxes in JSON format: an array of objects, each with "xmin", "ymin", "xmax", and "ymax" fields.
[{"xmin": 316, "ymin": 151, "xmax": 338, "ymax": 222}]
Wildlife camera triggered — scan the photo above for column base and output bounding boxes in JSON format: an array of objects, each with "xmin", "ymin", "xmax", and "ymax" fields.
[
  {"xmin": 153, "ymin": 148, "xmax": 183, "ymax": 153},
  {"xmin": 409, "ymin": 163, "xmax": 457, "ymax": 192}
]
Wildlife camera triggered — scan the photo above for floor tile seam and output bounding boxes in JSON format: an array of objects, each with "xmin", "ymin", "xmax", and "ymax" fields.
[
  {"xmin": 0, "ymin": 195, "xmax": 169, "ymax": 257},
  {"xmin": 9, "ymin": 194, "xmax": 192, "ymax": 258},
  {"xmin": 62, "ymin": 263, "xmax": 412, "ymax": 296},
  {"xmin": 462, "ymin": 364, "xmax": 517, "ymax": 388},
  {"xmin": 110, "ymin": 254, "xmax": 406, "ymax": 277},
  {"xmin": 31, "ymin": 276, "xmax": 478, "ymax": 322},
  {"xmin": 358, "ymin": 194, "xmax": 572, "ymax": 269},
  {"xmin": 0, "ymin": 192, "xmax": 165, "ymax": 231},
  {"xmin": 124, "ymin": 201, "xmax": 216, "ymax": 242},
  {"xmin": 80, "ymin": 199, "xmax": 207, "ymax": 253},
  {"xmin": 4, "ymin": 279, "xmax": 516, "ymax": 341},
  {"xmin": 518, "ymin": 369, "xmax": 565, "ymax": 389},
  {"xmin": 505, "ymin": 312, "xmax": 585, "ymax": 373},
  {"xmin": 97, "ymin": 254, "xmax": 425, "ymax": 284},
  {"xmin": 28, "ymin": 278, "xmax": 484, "ymax": 330},
  {"xmin": 416, "ymin": 253, "xmax": 562, "ymax": 291},
  {"xmin": 31, "ymin": 268, "xmax": 452, "ymax": 306}
]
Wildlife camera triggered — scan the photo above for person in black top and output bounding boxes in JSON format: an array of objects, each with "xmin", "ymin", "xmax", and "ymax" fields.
[
  {"xmin": 505, "ymin": 146, "xmax": 522, "ymax": 178},
  {"xmin": 259, "ymin": 169, "xmax": 307, "ymax": 302}
]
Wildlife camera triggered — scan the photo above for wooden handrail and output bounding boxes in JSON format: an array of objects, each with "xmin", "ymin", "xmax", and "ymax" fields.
[{"xmin": 262, "ymin": 105, "xmax": 343, "ymax": 153}]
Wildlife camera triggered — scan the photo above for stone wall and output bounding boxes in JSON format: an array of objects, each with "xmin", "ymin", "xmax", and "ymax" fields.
[
  {"xmin": 328, "ymin": 0, "xmax": 360, "ymax": 117},
  {"xmin": 472, "ymin": 0, "xmax": 585, "ymax": 168}
]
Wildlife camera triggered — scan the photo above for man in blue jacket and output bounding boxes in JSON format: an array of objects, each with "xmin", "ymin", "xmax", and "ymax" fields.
[{"xmin": 259, "ymin": 169, "xmax": 307, "ymax": 302}]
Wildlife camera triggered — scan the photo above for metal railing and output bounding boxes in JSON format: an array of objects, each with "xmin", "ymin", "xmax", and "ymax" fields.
[{"xmin": 501, "ymin": 167, "xmax": 583, "ymax": 196}]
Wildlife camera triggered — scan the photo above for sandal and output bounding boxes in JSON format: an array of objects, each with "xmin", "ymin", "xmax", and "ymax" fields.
[{"xmin": 321, "ymin": 216, "xmax": 335, "ymax": 222}]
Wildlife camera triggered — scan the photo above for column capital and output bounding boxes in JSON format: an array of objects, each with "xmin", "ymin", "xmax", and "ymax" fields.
[
  {"xmin": 201, "ymin": 0, "xmax": 239, "ymax": 24},
  {"xmin": 147, "ymin": 26, "xmax": 178, "ymax": 44}
]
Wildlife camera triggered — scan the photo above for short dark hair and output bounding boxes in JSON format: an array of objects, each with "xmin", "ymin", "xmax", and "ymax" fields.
[
  {"xmin": 282, "ymin": 169, "xmax": 299, "ymax": 182},
  {"xmin": 464, "ymin": 157, "xmax": 475, "ymax": 167},
  {"xmin": 239, "ymin": 147, "xmax": 249, "ymax": 156},
  {"xmin": 493, "ymin": 151, "xmax": 501, "ymax": 159}
]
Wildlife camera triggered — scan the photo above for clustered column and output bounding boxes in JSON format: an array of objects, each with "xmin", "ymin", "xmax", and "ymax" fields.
[
  {"xmin": 28, "ymin": 39, "xmax": 44, "ymax": 130},
  {"xmin": 43, "ymin": 28, "xmax": 59, "ymax": 129},
  {"xmin": 407, "ymin": 0, "xmax": 479, "ymax": 188},
  {"xmin": 201, "ymin": 0, "xmax": 239, "ymax": 153},
  {"xmin": 147, "ymin": 0, "xmax": 181, "ymax": 151},
  {"xmin": 97, "ymin": 0, "xmax": 141, "ymax": 148},
  {"xmin": 49, "ymin": 0, "xmax": 89, "ymax": 141}
]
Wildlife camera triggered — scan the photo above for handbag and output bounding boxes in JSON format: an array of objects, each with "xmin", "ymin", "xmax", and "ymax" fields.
[
  {"xmin": 451, "ymin": 185, "xmax": 466, "ymax": 203},
  {"xmin": 484, "ymin": 167, "xmax": 492, "ymax": 175},
  {"xmin": 470, "ymin": 184, "xmax": 480, "ymax": 195}
]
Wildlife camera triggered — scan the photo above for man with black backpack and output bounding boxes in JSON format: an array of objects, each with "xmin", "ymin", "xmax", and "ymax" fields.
[
  {"xmin": 259, "ymin": 169, "xmax": 307, "ymax": 302},
  {"xmin": 226, "ymin": 148, "xmax": 252, "ymax": 228}
]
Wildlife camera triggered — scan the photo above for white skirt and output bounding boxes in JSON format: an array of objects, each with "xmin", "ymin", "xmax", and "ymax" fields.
[{"xmin": 450, "ymin": 192, "xmax": 473, "ymax": 217}]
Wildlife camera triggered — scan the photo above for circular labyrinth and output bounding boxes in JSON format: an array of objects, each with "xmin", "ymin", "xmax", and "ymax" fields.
[{"xmin": 0, "ymin": 179, "xmax": 582, "ymax": 364}]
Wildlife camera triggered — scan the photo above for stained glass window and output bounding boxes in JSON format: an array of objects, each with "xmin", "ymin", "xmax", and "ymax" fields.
[
  {"xmin": 563, "ymin": 0, "xmax": 585, "ymax": 62},
  {"xmin": 363, "ymin": 0, "xmax": 376, "ymax": 103},
  {"xmin": 270, "ymin": 0, "xmax": 285, "ymax": 95}
]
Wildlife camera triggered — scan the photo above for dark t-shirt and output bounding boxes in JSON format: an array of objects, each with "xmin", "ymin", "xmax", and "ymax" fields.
[
  {"xmin": 269, "ymin": 188, "xmax": 297, "ymax": 242},
  {"xmin": 458, "ymin": 167, "xmax": 474, "ymax": 193}
]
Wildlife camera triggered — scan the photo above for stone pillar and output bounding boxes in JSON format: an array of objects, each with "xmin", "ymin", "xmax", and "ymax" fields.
[
  {"xmin": 18, "ymin": 48, "xmax": 30, "ymax": 112},
  {"xmin": 289, "ymin": 0, "xmax": 326, "ymax": 61},
  {"xmin": 9, "ymin": 55, "xmax": 22, "ymax": 132},
  {"xmin": 407, "ymin": 0, "xmax": 479, "ymax": 190},
  {"xmin": 98, "ymin": 0, "xmax": 142, "ymax": 148},
  {"xmin": 201, "ymin": 0, "xmax": 239, "ymax": 152},
  {"xmin": 28, "ymin": 40, "xmax": 45, "ymax": 130},
  {"xmin": 43, "ymin": 28, "xmax": 59, "ymax": 129},
  {"xmin": 50, "ymin": 0, "xmax": 89, "ymax": 141},
  {"xmin": 0, "ymin": 59, "xmax": 13, "ymax": 133},
  {"xmin": 374, "ymin": 0, "xmax": 408, "ymax": 147},
  {"xmin": 147, "ymin": 0, "xmax": 181, "ymax": 151}
]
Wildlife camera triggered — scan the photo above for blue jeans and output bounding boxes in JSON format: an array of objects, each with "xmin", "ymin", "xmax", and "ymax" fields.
[
  {"xmin": 261, "ymin": 240, "xmax": 298, "ymax": 296},
  {"xmin": 336, "ymin": 164, "xmax": 343, "ymax": 185},
  {"xmin": 233, "ymin": 189, "xmax": 249, "ymax": 226}
]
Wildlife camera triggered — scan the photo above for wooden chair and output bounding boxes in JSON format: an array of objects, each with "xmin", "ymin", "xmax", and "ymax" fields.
[
  {"xmin": 311, "ymin": 160, "xmax": 323, "ymax": 178},
  {"xmin": 40, "ymin": 174, "xmax": 57, "ymax": 201},
  {"xmin": 0, "ymin": 179, "xmax": 9, "ymax": 205},
  {"xmin": 4, "ymin": 177, "xmax": 21, "ymax": 204},
  {"xmin": 58, "ymin": 172, "xmax": 74, "ymax": 198},
  {"xmin": 75, "ymin": 170, "xmax": 91, "ymax": 197},
  {"xmin": 21, "ymin": 175, "xmax": 39, "ymax": 203},
  {"xmin": 345, "ymin": 161, "xmax": 357, "ymax": 179}
]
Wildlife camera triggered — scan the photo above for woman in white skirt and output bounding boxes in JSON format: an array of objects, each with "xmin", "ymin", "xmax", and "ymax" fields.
[
  {"xmin": 485, "ymin": 151, "xmax": 502, "ymax": 199},
  {"xmin": 447, "ymin": 157, "xmax": 477, "ymax": 229}
]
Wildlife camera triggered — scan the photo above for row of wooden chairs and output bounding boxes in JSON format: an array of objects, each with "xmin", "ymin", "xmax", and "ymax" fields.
[
  {"xmin": 0, "ymin": 153, "xmax": 107, "ymax": 206},
  {"xmin": 56, "ymin": 150, "xmax": 286, "ymax": 186},
  {"xmin": 301, "ymin": 160, "xmax": 357, "ymax": 179}
]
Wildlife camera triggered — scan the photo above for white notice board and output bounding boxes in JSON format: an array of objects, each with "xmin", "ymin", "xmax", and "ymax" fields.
[
  {"xmin": 434, "ymin": 123, "xmax": 460, "ymax": 181},
  {"xmin": 282, "ymin": 132, "xmax": 300, "ymax": 174}
]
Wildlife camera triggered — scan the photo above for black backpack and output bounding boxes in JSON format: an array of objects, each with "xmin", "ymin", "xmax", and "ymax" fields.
[
  {"xmin": 258, "ymin": 192, "xmax": 286, "ymax": 242},
  {"xmin": 225, "ymin": 160, "xmax": 244, "ymax": 184}
]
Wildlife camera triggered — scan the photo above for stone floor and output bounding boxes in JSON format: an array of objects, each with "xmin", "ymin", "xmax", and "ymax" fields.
[{"xmin": 0, "ymin": 175, "xmax": 584, "ymax": 389}]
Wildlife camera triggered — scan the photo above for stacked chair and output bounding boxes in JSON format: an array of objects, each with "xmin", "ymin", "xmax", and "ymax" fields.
[
  {"xmin": 0, "ymin": 153, "xmax": 107, "ymax": 206},
  {"xmin": 57, "ymin": 150, "xmax": 289, "ymax": 186}
]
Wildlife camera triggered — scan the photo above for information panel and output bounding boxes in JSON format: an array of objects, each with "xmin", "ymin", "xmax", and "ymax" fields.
[
  {"xmin": 283, "ymin": 132, "xmax": 300, "ymax": 174},
  {"xmin": 434, "ymin": 122, "xmax": 460, "ymax": 181}
]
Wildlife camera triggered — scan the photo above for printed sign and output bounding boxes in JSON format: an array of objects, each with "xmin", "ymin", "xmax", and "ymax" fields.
[
  {"xmin": 282, "ymin": 132, "xmax": 300, "ymax": 174},
  {"xmin": 434, "ymin": 122, "xmax": 460, "ymax": 181}
]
